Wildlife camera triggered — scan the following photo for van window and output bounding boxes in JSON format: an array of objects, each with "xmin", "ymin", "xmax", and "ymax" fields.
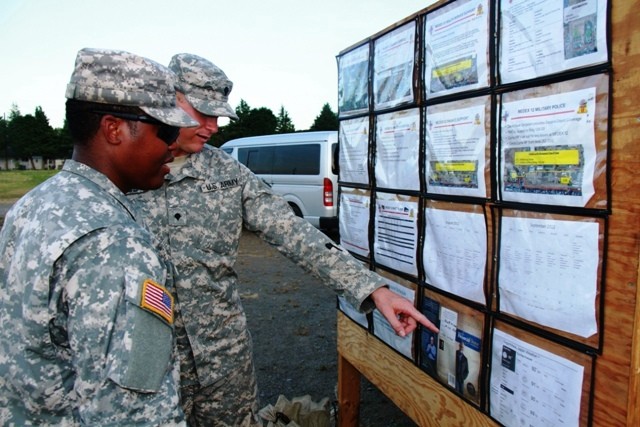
[
  {"xmin": 273, "ymin": 144, "xmax": 319, "ymax": 175},
  {"xmin": 238, "ymin": 144, "xmax": 320, "ymax": 175},
  {"xmin": 239, "ymin": 147, "xmax": 274, "ymax": 174}
]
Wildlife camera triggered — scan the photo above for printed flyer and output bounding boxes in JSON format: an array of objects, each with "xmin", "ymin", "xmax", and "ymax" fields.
[
  {"xmin": 338, "ymin": 43, "xmax": 370, "ymax": 117},
  {"xmin": 373, "ymin": 21, "xmax": 416, "ymax": 110},
  {"xmin": 339, "ymin": 116, "xmax": 370, "ymax": 185},
  {"xmin": 421, "ymin": 294, "xmax": 483, "ymax": 404},
  {"xmin": 374, "ymin": 195, "xmax": 419, "ymax": 276},
  {"xmin": 499, "ymin": 0, "xmax": 608, "ymax": 83},
  {"xmin": 424, "ymin": 0, "xmax": 490, "ymax": 97},
  {"xmin": 500, "ymin": 87, "xmax": 597, "ymax": 207}
]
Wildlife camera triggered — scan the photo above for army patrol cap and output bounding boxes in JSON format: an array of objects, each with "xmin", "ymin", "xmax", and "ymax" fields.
[
  {"xmin": 65, "ymin": 48, "xmax": 198, "ymax": 127},
  {"xmin": 169, "ymin": 53, "xmax": 239, "ymax": 120}
]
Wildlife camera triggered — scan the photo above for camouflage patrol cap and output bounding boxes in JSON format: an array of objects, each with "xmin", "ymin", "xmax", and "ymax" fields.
[
  {"xmin": 169, "ymin": 53, "xmax": 238, "ymax": 120},
  {"xmin": 65, "ymin": 48, "xmax": 198, "ymax": 127}
]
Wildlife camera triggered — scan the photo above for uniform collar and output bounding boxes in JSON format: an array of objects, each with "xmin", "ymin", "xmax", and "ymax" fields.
[{"xmin": 62, "ymin": 159, "xmax": 138, "ymax": 218}]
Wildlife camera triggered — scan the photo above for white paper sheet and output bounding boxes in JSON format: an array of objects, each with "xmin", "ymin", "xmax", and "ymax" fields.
[
  {"xmin": 375, "ymin": 108, "xmax": 420, "ymax": 191},
  {"xmin": 339, "ymin": 117, "xmax": 369, "ymax": 184},
  {"xmin": 374, "ymin": 197, "xmax": 419, "ymax": 276},
  {"xmin": 373, "ymin": 21, "xmax": 416, "ymax": 110},
  {"xmin": 339, "ymin": 191, "xmax": 370, "ymax": 257},
  {"xmin": 499, "ymin": 0, "xmax": 608, "ymax": 83},
  {"xmin": 338, "ymin": 296, "xmax": 368, "ymax": 328},
  {"xmin": 426, "ymin": 102, "xmax": 488, "ymax": 197},
  {"xmin": 490, "ymin": 328, "xmax": 584, "ymax": 427},
  {"xmin": 423, "ymin": 208, "xmax": 487, "ymax": 304},
  {"xmin": 499, "ymin": 216, "xmax": 599, "ymax": 337},
  {"xmin": 424, "ymin": 0, "xmax": 490, "ymax": 97},
  {"xmin": 338, "ymin": 43, "xmax": 370, "ymax": 117},
  {"xmin": 372, "ymin": 280, "xmax": 415, "ymax": 358}
]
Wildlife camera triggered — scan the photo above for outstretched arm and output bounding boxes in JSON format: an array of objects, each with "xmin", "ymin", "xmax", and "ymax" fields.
[{"xmin": 369, "ymin": 287, "xmax": 439, "ymax": 337}]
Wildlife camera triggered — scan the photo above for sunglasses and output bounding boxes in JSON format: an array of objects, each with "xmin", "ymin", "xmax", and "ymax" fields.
[{"xmin": 93, "ymin": 110, "xmax": 180, "ymax": 145}]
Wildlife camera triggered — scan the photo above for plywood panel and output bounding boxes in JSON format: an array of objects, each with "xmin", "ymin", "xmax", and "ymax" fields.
[{"xmin": 336, "ymin": 1, "xmax": 640, "ymax": 426}]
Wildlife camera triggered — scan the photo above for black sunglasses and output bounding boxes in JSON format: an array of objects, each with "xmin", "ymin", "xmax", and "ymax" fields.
[{"xmin": 93, "ymin": 110, "xmax": 180, "ymax": 145}]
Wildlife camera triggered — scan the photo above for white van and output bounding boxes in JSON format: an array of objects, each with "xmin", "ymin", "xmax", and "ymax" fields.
[{"xmin": 221, "ymin": 131, "xmax": 339, "ymax": 230}]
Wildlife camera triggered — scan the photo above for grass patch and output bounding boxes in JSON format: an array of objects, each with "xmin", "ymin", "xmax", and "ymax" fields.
[{"xmin": 0, "ymin": 170, "xmax": 59, "ymax": 201}]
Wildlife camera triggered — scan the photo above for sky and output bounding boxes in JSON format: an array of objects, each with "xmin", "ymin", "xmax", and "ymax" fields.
[{"xmin": 0, "ymin": 0, "xmax": 437, "ymax": 130}]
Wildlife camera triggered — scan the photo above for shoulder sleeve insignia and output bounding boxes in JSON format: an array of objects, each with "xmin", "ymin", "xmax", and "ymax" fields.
[{"xmin": 140, "ymin": 279, "xmax": 175, "ymax": 324}]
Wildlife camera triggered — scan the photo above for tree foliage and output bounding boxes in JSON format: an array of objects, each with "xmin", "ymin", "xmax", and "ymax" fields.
[
  {"xmin": 2, "ymin": 100, "xmax": 338, "ymax": 163},
  {"xmin": 275, "ymin": 106, "xmax": 295, "ymax": 134},
  {"xmin": 209, "ymin": 99, "xmax": 280, "ymax": 147},
  {"xmin": 309, "ymin": 103, "xmax": 338, "ymax": 131}
]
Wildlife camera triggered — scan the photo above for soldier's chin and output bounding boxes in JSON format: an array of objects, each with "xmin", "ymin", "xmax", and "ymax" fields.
[{"xmin": 140, "ymin": 171, "xmax": 169, "ymax": 191}]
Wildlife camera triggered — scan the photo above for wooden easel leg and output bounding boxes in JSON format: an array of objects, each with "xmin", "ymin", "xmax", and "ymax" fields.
[{"xmin": 338, "ymin": 353, "xmax": 361, "ymax": 427}]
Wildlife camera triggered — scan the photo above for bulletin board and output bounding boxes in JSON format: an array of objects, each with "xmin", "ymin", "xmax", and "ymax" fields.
[{"xmin": 335, "ymin": 0, "xmax": 640, "ymax": 426}]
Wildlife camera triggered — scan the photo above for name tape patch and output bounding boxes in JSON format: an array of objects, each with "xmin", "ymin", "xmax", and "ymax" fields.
[
  {"xmin": 201, "ymin": 178, "xmax": 240, "ymax": 192},
  {"xmin": 140, "ymin": 279, "xmax": 174, "ymax": 324}
]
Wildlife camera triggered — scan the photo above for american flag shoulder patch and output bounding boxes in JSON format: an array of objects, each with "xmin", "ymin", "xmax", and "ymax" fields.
[{"xmin": 140, "ymin": 279, "xmax": 174, "ymax": 324}]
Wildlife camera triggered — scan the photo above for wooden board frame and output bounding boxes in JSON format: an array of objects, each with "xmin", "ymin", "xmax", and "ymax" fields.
[{"xmin": 336, "ymin": 1, "xmax": 640, "ymax": 426}]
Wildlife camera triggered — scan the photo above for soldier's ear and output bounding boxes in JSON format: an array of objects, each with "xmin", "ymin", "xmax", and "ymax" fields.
[{"xmin": 100, "ymin": 115, "xmax": 124, "ymax": 145}]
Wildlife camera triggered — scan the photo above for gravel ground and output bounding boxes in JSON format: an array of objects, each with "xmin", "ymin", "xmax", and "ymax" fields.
[
  {"xmin": 0, "ymin": 201, "xmax": 416, "ymax": 426},
  {"xmin": 237, "ymin": 230, "xmax": 416, "ymax": 426}
]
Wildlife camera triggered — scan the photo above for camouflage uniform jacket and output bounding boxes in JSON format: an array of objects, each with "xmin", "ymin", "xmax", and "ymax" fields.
[
  {"xmin": 0, "ymin": 160, "xmax": 184, "ymax": 426},
  {"xmin": 128, "ymin": 146, "xmax": 387, "ymax": 388}
]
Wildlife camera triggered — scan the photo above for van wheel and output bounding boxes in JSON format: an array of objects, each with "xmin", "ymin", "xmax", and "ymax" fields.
[{"xmin": 288, "ymin": 203, "xmax": 303, "ymax": 217}]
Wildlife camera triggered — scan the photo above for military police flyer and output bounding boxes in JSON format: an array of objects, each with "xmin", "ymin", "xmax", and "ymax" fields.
[{"xmin": 499, "ymin": 86, "xmax": 597, "ymax": 207}]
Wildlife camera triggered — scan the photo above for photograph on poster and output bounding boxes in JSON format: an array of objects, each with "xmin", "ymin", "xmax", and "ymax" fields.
[
  {"xmin": 498, "ymin": 212, "xmax": 601, "ymax": 338},
  {"xmin": 420, "ymin": 292, "xmax": 483, "ymax": 405},
  {"xmin": 423, "ymin": 203, "xmax": 487, "ymax": 305},
  {"xmin": 490, "ymin": 328, "xmax": 585, "ymax": 427},
  {"xmin": 373, "ymin": 193, "xmax": 419, "ymax": 276},
  {"xmin": 425, "ymin": 95, "xmax": 490, "ymax": 198},
  {"xmin": 373, "ymin": 21, "xmax": 416, "ymax": 110},
  {"xmin": 339, "ymin": 188, "xmax": 371, "ymax": 258},
  {"xmin": 372, "ymin": 274, "xmax": 416, "ymax": 359},
  {"xmin": 375, "ymin": 108, "xmax": 420, "ymax": 191},
  {"xmin": 499, "ymin": 86, "xmax": 598, "ymax": 207},
  {"xmin": 338, "ymin": 43, "xmax": 370, "ymax": 118},
  {"xmin": 339, "ymin": 116, "xmax": 370, "ymax": 185},
  {"xmin": 424, "ymin": 0, "xmax": 490, "ymax": 98},
  {"xmin": 499, "ymin": 0, "xmax": 608, "ymax": 83}
]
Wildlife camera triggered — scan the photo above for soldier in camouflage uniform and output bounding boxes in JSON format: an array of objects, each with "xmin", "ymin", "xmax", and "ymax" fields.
[
  {"xmin": 0, "ymin": 48, "xmax": 198, "ymax": 425},
  {"xmin": 128, "ymin": 53, "xmax": 438, "ymax": 427}
]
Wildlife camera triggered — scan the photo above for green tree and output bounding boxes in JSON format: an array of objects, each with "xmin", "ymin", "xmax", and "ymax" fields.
[
  {"xmin": 209, "ymin": 99, "xmax": 278, "ymax": 147},
  {"xmin": 53, "ymin": 118, "xmax": 74, "ymax": 159},
  {"xmin": 6, "ymin": 106, "xmax": 57, "ymax": 168},
  {"xmin": 275, "ymin": 106, "xmax": 295, "ymax": 134},
  {"xmin": 309, "ymin": 103, "xmax": 338, "ymax": 131},
  {"xmin": 0, "ymin": 115, "xmax": 8, "ymax": 169},
  {"xmin": 247, "ymin": 107, "xmax": 277, "ymax": 136}
]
